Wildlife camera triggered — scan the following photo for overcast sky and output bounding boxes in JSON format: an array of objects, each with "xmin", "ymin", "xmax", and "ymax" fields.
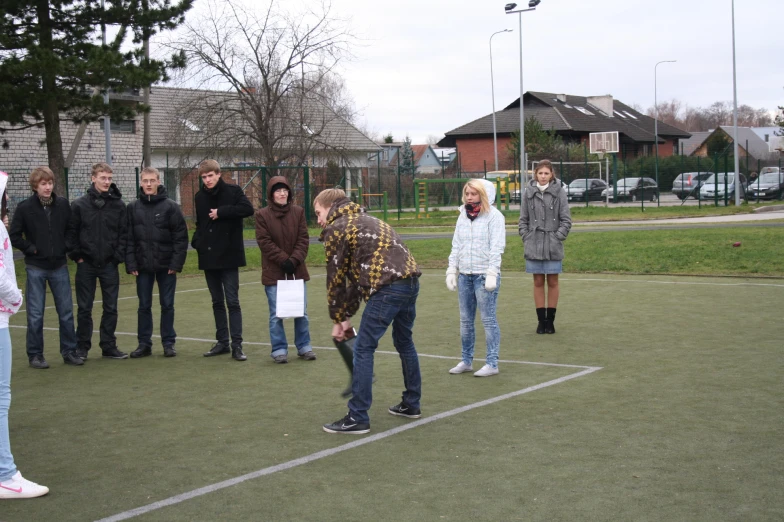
[{"xmin": 166, "ymin": 0, "xmax": 783, "ymax": 144}]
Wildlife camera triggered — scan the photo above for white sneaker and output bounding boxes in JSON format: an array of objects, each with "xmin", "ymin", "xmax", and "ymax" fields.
[
  {"xmin": 449, "ymin": 361, "xmax": 473, "ymax": 374},
  {"xmin": 0, "ymin": 471, "xmax": 49, "ymax": 499},
  {"xmin": 474, "ymin": 365, "xmax": 499, "ymax": 377}
]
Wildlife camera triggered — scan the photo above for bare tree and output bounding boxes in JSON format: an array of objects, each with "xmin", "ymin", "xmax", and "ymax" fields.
[
  {"xmin": 169, "ymin": 0, "xmax": 358, "ymax": 170},
  {"xmin": 645, "ymin": 98, "xmax": 773, "ymax": 132},
  {"xmin": 426, "ymin": 134, "xmax": 442, "ymax": 146}
]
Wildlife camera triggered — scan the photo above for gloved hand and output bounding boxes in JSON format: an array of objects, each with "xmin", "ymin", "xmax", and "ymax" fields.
[
  {"xmin": 485, "ymin": 268, "xmax": 498, "ymax": 291},
  {"xmin": 446, "ymin": 267, "xmax": 457, "ymax": 291},
  {"xmin": 281, "ymin": 258, "xmax": 296, "ymax": 275}
]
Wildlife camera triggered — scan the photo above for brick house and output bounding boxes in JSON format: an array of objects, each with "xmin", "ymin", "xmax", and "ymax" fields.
[{"xmin": 438, "ymin": 91, "xmax": 691, "ymax": 174}]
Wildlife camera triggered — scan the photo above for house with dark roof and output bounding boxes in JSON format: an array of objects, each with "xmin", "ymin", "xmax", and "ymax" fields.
[
  {"xmin": 681, "ymin": 126, "xmax": 781, "ymax": 162},
  {"xmin": 369, "ymin": 142, "xmax": 443, "ymax": 173},
  {"xmin": 438, "ymin": 91, "xmax": 691, "ymax": 173}
]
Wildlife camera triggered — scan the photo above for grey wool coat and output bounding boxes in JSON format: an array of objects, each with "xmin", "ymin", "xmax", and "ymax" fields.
[{"xmin": 518, "ymin": 180, "xmax": 572, "ymax": 261}]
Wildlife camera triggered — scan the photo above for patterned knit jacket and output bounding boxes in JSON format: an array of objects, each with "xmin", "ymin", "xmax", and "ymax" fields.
[{"xmin": 320, "ymin": 198, "xmax": 421, "ymax": 323}]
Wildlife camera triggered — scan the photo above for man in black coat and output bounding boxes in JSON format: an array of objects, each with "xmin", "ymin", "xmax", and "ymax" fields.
[
  {"xmin": 191, "ymin": 160, "xmax": 254, "ymax": 361},
  {"xmin": 126, "ymin": 167, "xmax": 189, "ymax": 358},
  {"xmin": 9, "ymin": 166, "xmax": 84, "ymax": 368},
  {"xmin": 66, "ymin": 162, "xmax": 128, "ymax": 360}
]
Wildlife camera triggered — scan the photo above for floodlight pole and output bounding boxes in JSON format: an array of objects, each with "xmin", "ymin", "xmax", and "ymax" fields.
[
  {"xmin": 654, "ymin": 59, "xmax": 676, "ymax": 208},
  {"xmin": 505, "ymin": 3, "xmax": 538, "ymax": 206},
  {"xmin": 490, "ymin": 29, "xmax": 512, "ymax": 171},
  {"xmin": 731, "ymin": 0, "xmax": 741, "ymax": 206},
  {"xmin": 101, "ymin": 0, "xmax": 112, "ymax": 164}
]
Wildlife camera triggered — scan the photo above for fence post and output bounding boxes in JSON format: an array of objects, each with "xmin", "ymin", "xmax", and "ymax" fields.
[
  {"xmin": 696, "ymin": 155, "xmax": 701, "ymax": 209},
  {"xmin": 304, "ymin": 166, "xmax": 311, "ymax": 223},
  {"xmin": 261, "ymin": 167, "xmax": 268, "ymax": 208},
  {"xmin": 135, "ymin": 167, "xmax": 140, "ymax": 199},
  {"xmin": 383, "ymin": 191, "xmax": 388, "ymax": 223},
  {"xmin": 397, "ymin": 165, "xmax": 402, "ymax": 220},
  {"xmin": 64, "ymin": 167, "xmax": 70, "ymax": 200}
]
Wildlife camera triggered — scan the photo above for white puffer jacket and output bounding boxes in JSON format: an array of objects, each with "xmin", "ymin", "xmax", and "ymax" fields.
[
  {"xmin": 0, "ymin": 172, "xmax": 23, "ymax": 328},
  {"xmin": 447, "ymin": 179, "xmax": 506, "ymax": 275}
]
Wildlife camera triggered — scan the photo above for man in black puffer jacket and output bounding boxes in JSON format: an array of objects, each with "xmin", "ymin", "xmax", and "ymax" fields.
[
  {"xmin": 9, "ymin": 166, "xmax": 84, "ymax": 369},
  {"xmin": 125, "ymin": 167, "xmax": 189, "ymax": 359},
  {"xmin": 66, "ymin": 162, "xmax": 128, "ymax": 360}
]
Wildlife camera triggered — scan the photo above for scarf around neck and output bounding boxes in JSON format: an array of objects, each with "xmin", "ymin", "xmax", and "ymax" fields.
[
  {"xmin": 464, "ymin": 202, "xmax": 481, "ymax": 221},
  {"xmin": 39, "ymin": 195, "xmax": 53, "ymax": 207}
]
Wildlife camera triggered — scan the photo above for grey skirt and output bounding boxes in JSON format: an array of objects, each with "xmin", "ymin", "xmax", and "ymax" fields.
[{"xmin": 525, "ymin": 259, "xmax": 563, "ymax": 274}]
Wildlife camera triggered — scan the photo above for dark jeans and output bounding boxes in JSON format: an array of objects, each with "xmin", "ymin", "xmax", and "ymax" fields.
[
  {"xmin": 75, "ymin": 262, "xmax": 120, "ymax": 353},
  {"xmin": 25, "ymin": 265, "xmax": 77, "ymax": 359},
  {"xmin": 136, "ymin": 270, "xmax": 177, "ymax": 348},
  {"xmin": 349, "ymin": 277, "xmax": 422, "ymax": 424},
  {"xmin": 204, "ymin": 268, "xmax": 242, "ymax": 347}
]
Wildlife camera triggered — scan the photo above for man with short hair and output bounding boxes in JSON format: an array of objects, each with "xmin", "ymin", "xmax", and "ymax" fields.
[
  {"xmin": 126, "ymin": 167, "xmax": 188, "ymax": 358},
  {"xmin": 314, "ymin": 188, "xmax": 423, "ymax": 435},
  {"xmin": 192, "ymin": 160, "xmax": 254, "ymax": 361},
  {"xmin": 66, "ymin": 162, "xmax": 128, "ymax": 360},
  {"xmin": 9, "ymin": 166, "xmax": 83, "ymax": 368}
]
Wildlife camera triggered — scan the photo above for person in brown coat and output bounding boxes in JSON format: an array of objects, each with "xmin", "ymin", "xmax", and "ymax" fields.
[{"xmin": 255, "ymin": 176, "xmax": 316, "ymax": 364}]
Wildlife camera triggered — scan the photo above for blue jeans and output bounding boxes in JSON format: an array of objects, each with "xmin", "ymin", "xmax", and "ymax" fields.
[
  {"xmin": 204, "ymin": 268, "xmax": 242, "ymax": 347},
  {"xmin": 264, "ymin": 284, "xmax": 312, "ymax": 358},
  {"xmin": 458, "ymin": 273, "xmax": 501, "ymax": 369},
  {"xmin": 25, "ymin": 265, "xmax": 77, "ymax": 359},
  {"xmin": 136, "ymin": 270, "xmax": 178, "ymax": 348},
  {"xmin": 0, "ymin": 328, "xmax": 17, "ymax": 481},
  {"xmin": 349, "ymin": 278, "xmax": 422, "ymax": 424},
  {"xmin": 75, "ymin": 262, "xmax": 120, "ymax": 352}
]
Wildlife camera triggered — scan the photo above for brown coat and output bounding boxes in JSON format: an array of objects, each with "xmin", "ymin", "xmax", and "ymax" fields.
[{"xmin": 255, "ymin": 176, "xmax": 310, "ymax": 285}]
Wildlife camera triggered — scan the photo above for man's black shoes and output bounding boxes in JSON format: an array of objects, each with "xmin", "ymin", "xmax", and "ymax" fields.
[
  {"xmin": 388, "ymin": 402, "xmax": 421, "ymax": 419},
  {"xmin": 29, "ymin": 355, "xmax": 49, "ymax": 369},
  {"xmin": 102, "ymin": 347, "xmax": 129, "ymax": 359},
  {"xmin": 130, "ymin": 346, "xmax": 152, "ymax": 358},
  {"xmin": 231, "ymin": 346, "xmax": 247, "ymax": 361},
  {"xmin": 323, "ymin": 414, "xmax": 370, "ymax": 434},
  {"xmin": 63, "ymin": 352, "xmax": 84, "ymax": 366},
  {"xmin": 163, "ymin": 345, "xmax": 177, "ymax": 358},
  {"xmin": 203, "ymin": 343, "xmax": 230, "ymax": 357}
]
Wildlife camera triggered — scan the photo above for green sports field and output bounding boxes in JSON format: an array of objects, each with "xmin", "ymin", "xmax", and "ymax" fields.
[{"xmin": 3, "ymin": 268, "xmax": 783, "ymax": 521}]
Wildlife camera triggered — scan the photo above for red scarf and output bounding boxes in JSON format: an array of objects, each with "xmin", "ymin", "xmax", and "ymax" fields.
[{"xmin": 464, "ymin": 202, "xmax": 481, "ymax": 221}]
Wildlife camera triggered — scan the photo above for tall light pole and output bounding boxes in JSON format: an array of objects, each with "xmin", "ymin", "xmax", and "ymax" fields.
[
  {"xmin": 505, "ymin": 1, "xmax": 540, "ymax": 197},
  {"xmin": 731, "ymin": 0, "xmax": 740, "ymax": 205},
  {"xmin": 654, "ymin": 59, "xmax": 676, "ymax": 207},
  {"xmin": 490, "ymin": 29, "xmax": 512, "ymax": 172}
]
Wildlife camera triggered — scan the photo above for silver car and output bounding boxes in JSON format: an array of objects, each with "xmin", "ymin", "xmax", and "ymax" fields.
[{"xmin": 700, "ymin": 173, "xmax": 747, "ymax": 200}]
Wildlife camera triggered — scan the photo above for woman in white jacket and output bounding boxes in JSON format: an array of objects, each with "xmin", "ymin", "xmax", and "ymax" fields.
[
  {"xmin": 445, "ymin": 179, "xmax": 506, "ymax": 377},
  {"xmin": 0, "ymin": 172, "xmax": 49, "ymax": 499}
]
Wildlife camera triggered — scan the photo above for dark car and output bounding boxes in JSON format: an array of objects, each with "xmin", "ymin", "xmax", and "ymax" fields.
[
  {"xmin": 601, "ymin": 177, "xmax": 658, "ymax": 202},
  {"xmin": 566, "ymin": 178, "xmax": 608, "ymax": 202},
  {"xmin": 671, "ymin": 172, "xmax": 714, "ymax": 200},
  {"xmin": 745, "ymin": 169, "xmax": 784, "ymax": 200}
]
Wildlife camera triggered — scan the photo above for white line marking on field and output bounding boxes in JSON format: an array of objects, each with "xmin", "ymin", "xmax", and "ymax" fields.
[
  {"xmin": 418, "ymin": 273, "xmax": 784, "ymax": 287},
  {"xmin": 95, "ymin": 365, "xmax": 601, "ymax": 522}
]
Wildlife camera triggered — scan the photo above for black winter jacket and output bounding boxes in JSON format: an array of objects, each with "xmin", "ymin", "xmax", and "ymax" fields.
[
  {"xmin": 66, "ymin": 184, "xmax": 127, "ymax": 267},
  {"xmin": 125, "ymin": 186, "xmax": 189, "ymax": 273},
  {"xmin": 191, "ymin": 178, "xmax": 254, "ymax": 270},
  {"xmin": 9, "ymin": 193, "xmax": 71, "ymax": 270}
]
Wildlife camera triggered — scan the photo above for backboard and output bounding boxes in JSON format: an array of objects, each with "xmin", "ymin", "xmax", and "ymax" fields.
[{"xmin": 589, "ymin": 131, "xmax": 619, "ymax": 154}]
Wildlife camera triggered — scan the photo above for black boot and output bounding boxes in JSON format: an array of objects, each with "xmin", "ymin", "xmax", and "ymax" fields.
[
  {"xmin": 545, "ymin": 308, "xmax": 557, "ymax": 334},
  {"xmin": 536, "ymin": 308, "xmax": 546, "ymax": 334}
]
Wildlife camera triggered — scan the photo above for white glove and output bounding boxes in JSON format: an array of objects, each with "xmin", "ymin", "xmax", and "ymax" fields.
[
  {"xmin": 446, "ymin": 267, "xmax": 457, "ymax": 291},
  {"xmin": 485, "ymin": 268, "xmax": 498, "ymax": 291}
]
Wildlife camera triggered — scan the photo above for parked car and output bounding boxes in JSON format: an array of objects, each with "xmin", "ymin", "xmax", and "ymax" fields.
[
  {"xmin": 601, "ymin": 177, "xmax": 658, "ymax": 202},
  {"xmin": 699, "ymin": 173, "xmax": 748, "ymax": 200},
  {"xmin": 566, "ymin": 178, "xmax": 608, "ymax": 202},
  {"xmin": 745, "ymin": 170, "xmax": 784, "ymax": 200},
  {"xmin": 671, "ymin": 172, "xmax": 714, "ymax": 200},
  {"xmin": 509, "ymin": 177, "xmax": 564, "ymax": 202}
]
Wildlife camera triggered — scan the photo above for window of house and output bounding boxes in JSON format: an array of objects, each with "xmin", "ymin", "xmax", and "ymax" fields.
[
  {"xmin": 102, "ymin": 119, "xmax": 136, "ymax": 133},
  {"xmin": 575, "ymin": 106, "xmax": 594, "ymax": 116},
  {"xmin": 180, "ymin": 118, "xmax": 201, "ymax": 132},
  {"xmin": 765, "ymin": 134, "xmax": 769, "ymax": 142},
  {"xmin": 623, "ymin": 111, "xmax": 638, "ymax": 120},
  {"xmin": 614, "ymin": 110, "xmax": 626, "ymax": 118}
]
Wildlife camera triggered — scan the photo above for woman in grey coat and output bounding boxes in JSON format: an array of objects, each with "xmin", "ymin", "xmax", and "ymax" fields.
[{"xmin": 518, "ymin": 160, "xmax": 572, "ymax": 334}]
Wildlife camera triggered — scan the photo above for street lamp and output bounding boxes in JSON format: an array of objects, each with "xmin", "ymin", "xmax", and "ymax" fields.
[
  {"xmin": 490, "ymin": 29, "xmax": 513, "ymax": 171},
  {"xmin": 505, "ymin": 1, "xmax": 540, "ymax": 194},
  {"xmin": 731, "ymin": 0, "xmax": 740, "ymax": 205},
  {"xmin": 654, "ymin": 59, "xmax": 676, "ymax": 207}
]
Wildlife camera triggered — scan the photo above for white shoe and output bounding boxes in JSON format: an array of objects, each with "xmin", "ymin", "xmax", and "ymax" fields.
[
  {"xmin": 449, "ymin": 361, "xmax": 473, "ymax": 374},
  {"xmin": 474, "ymin": 364, "xmax": 499, "ymax": 377},
  {"xmin": 0, "ymin": 471, "xmax": 49, "ymax": 499}
]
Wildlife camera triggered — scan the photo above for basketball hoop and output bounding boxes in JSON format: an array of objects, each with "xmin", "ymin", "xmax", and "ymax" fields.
[{"xmin": 596, "ymin": 149, "xmax": 606, "ymax": 160}]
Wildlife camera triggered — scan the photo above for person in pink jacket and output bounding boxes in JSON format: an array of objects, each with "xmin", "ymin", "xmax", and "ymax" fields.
[{"xmin": 0, "ymin": 172, "xmax": 49, "ymax": 499}]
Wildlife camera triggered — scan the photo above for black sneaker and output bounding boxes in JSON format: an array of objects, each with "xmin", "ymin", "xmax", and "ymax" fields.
[
  {"xmin": 203, "ymin": 343, "xmax": 230, "ymax": 357},
  {"xmin": 130, "ymin": 346, "xmax": 152, "ymax": 358},
  {"xmin": 163, "ymin": 345, "xmax": 177, "ymax": 358},
  {"xmin": 63, "ymin": 352, "xmax": 85, "ymax": 366},
  {"xmin": 388, "ymin": 402, "xmax": 421, "ymax": 419},
  {"xmin": 231, "ymin": 346, "xmax": 247, "ymax": 361},
  {"xmin": 29, "ymin": 355, "xmax": 50, "ymax": 369},
  {"xmin": 102, "ymin": 347, "xmax": 129, "ymax": 359},
  {"xmin": 323, "ymin": 413, "xmax": 370, "ymax": 434},
  {"xmin": 76, "ymin": 348, "xmax": 88, "ymax": 361}
]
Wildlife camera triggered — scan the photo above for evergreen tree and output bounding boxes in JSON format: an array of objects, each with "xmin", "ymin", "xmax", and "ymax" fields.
[
  {"xmin": 400, "ymin": 135, "xmax": 415, "ymax": 175},
  {"xmin": 0, "ymin": 0, "xmax": 193, "ymax": 185},
  {"xmin": 705, "ymin": 130, "xmax": 732, "ymax": 157}
]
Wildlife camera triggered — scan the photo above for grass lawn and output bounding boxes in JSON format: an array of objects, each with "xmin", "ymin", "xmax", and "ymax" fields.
[{"xmin": 3, "ymin": 269, "xmax": 783, "ymax": 521}]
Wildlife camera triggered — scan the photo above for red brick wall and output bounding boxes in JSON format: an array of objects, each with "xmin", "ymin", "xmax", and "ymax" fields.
[{"xmin": 455, "ymin": 136, "xmax": 514, "ymax": 173}]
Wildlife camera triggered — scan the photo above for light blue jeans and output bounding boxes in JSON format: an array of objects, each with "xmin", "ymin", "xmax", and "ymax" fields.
[
  {"xmin": 0, "ymin": 327, "xmax": 18, "ymax": 481},
  {"xmin": 264, "ymin": 284, "xmax": 312, "ymax": 358},
  {"xmin": 458, "ymin": 273, "xmax": 501, "ymax": 369}
]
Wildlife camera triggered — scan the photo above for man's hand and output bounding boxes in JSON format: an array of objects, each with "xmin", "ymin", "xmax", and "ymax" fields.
[
  {"xmin": 77, "ymin": 259, "xmax": 84, "ymax": 263},
  {"xmin": 209, "ymin": 208, "xmax": 219, "ymax": 220},
  {"xmin": 168, "ymin": 269, "xmax": 176, "ymax": 275},
  {"xmin": 131, "ymin": 271, "xmax": 138, "ymax": 276},
  {"xmin": 332, "ymin": 320, "xmax": 353, "ymax": 341}
]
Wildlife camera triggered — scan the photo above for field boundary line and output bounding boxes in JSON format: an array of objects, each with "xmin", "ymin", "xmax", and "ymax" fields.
[{"xmin": 95, "ymin": 365, "xmax": 601, "ymax": 522}]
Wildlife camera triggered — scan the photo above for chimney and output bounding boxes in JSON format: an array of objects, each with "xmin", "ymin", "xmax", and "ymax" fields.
[
  {"xmin": 587, "ymin": 95, "xmax": 614, "ymax": 117},
  {"xmin": 556, "ymin": 93, "xmax": 567, "ymax": 103}
]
